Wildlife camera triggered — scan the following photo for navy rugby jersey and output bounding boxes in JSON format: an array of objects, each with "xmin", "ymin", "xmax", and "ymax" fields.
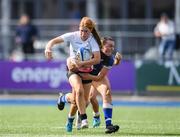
[{"xmin": 91, "ymin": 51, "xmax": 114, "ymax": 75}]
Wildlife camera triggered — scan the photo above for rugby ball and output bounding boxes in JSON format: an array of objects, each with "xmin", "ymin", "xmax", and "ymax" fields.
[{"xmin": 76, "ymin": 47, "xmax": 92, "ymax": 61}]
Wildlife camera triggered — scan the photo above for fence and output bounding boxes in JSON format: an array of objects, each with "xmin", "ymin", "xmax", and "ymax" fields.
[{"xmin": 0, "ymin": 19, "xmax": 158, "ymax": 60}]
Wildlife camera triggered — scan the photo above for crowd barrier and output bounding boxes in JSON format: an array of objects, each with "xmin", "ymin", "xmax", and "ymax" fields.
[
  {"xmin": 0, "ymin": 60, "xmax": 135, "ymax": 93},
  {"xmin": 1, "ymin": 60, "xmax": 179, "ymax": 94}
]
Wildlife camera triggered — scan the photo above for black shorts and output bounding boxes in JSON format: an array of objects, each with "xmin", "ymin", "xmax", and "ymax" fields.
[
  {"xmin": 66, "ymin": 71, "xmax": 92, "ymax": 84},
  {"xmin": 90, "ymin": 69, "xmax": 99, "ymax": 76}
]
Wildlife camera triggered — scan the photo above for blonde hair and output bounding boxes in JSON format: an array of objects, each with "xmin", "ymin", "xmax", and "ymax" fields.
[{"xmin": 80, "ymin": 17, "xmax": 102, "ymax": 48}]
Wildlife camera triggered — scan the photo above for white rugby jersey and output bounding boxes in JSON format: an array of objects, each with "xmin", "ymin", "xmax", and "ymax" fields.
[{"xmin": 59, "ymin": 31, "xmax": 100, "ymax": 58}]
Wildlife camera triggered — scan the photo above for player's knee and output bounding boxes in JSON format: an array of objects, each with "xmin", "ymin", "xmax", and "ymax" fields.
[
  {"xmin": 89, "ymin": 93, "xmax": 96, "ymax": 101},
  {"xmin": 75, "ymin": 88, "xmax": 84, "ymax": 97},
  {"xmin": 102, "ymin": 89, "xmax": 111, "ymax": 102},
  {"xmin": 105, "ymin": 89, "xmax": 112, "ymax": 97},
  {"xmin": 71, "ymin": 103, "xmax": 77, "ymax": 108}
]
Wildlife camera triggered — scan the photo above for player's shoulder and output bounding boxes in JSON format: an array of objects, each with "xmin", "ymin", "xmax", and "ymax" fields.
[
  {"xmin": 64, "ymin": 31, "xmax": 79, "ymax": 36},
  {"xmin": 73, "ymin": 31, "xmax": 79, "ymax": 34},
  {"xmin": 89, "ymin": 34, "xmax": 97, "ymax": 43},
  {"xmin": 70, "ymin": 31, "xmax": 81, "ymax": 39},
  {"xmin": 60, "ymin": 31, "xmax": 79, "ymax": 41}
]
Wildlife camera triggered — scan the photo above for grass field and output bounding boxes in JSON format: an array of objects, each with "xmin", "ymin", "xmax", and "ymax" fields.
[{"xmin": 0, "ymin": 105, "xmax": 180, "ymax": 137}]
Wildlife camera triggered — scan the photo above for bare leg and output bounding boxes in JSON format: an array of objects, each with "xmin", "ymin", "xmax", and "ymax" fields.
[
  {"xmin": 89, "ymin": 85, "xmax": 100, "ymax": 127},
  {"xmin": 83, "ymin": 83, "xmax": 91, "ymax": 106},
  {"xmin": 69, "ymin": 103, "xmax": 78, "ymax": 117},
  {"xmin": 92, "ymin": 76, "xmax": 112, "ymax": 104},
  {"xmin": 89, "ymin": 86, "xmax": 99, "ymax": 113},
  {"xmin": 69, "ymin": 74, "xmax": 86, "ymax": 115},
  {"xmin": 92, "ymin": 76, "xmax": 119, "ymax": 133}
]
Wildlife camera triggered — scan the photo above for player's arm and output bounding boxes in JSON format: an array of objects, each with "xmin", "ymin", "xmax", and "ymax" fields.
[
  {"xmin": 45, "ymin": 37, "xmax": 64, "ymax": 60},
  {"xmin": 80, "ymin": 67, "xmax": 109, "ymax": 81},
  {"xmin": 74, "ymin": 51, "xmax": 100, "ymax": 68}
]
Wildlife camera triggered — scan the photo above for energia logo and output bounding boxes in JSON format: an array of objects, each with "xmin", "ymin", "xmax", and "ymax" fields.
[{"xmin": 11, "ymin": 65, "xmax": 67, "ymax": 88}]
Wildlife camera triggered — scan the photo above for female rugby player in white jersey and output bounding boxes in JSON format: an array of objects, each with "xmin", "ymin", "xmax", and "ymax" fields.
[{"xmin": 45, "ymin": 17, "xmax": 101, "ymax": 131}]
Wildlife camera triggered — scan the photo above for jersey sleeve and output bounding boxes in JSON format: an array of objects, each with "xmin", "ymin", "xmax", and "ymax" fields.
[
  {"xmin": 103, "ymin": 56, "xmax": 114, "ymax": 69},
  {"xmin": 91, "ymin": 38, "xmax": 100, "ymax": 52}
]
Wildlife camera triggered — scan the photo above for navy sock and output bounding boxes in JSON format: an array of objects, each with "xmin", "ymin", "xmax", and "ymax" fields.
[
  {"xmin": 103, "ymin": 103, "xmax": 113, "ymax": 127},
  {"xmin": 80, "ymin": 114, "xmax": 87, "ymax": 121}
]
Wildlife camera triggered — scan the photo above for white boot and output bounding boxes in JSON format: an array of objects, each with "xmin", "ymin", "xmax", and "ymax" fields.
[{"xmin": 81, "ymin": 119, "xmax": 88, "ymax": 129}]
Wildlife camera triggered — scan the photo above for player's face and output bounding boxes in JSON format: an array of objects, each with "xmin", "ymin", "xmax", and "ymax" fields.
[
  {"xmin": 102, "ymin": 40, "xmax": 115, "ymax": 56},
  {"xmin": 79, "ymin": 27, "xmax": 91, "ymax": 41}
]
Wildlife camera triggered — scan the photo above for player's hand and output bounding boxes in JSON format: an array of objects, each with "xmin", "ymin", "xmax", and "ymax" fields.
[
  {"xmin": 66, "ymin": 58, "xmax": 78, "ymax": 72},
  {"xmin": 73, "ymin": 60, "xmax": 83, "ymax": 68},
  {"xmin": 44, "ymin": 49, "xmax": 53, "ymax": 60},
  {"xmin": 114, "ymin": 52, "xmax": 122, "ymax": 65},
  {"xmin": 69, "ymin": 61, "xmax": 78, "ymax": 72}
]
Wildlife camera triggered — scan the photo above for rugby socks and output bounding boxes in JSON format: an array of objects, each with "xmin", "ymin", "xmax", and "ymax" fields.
[
  {"xmin": 68, "ymin": 114, "xmax": 75, "ymax": 123},
  {"xmin": 103, "ymin": 103, "xmax": 113, "ymax": 127},
  {"xmin": 60, "ymin": 94, "xmax": 68, "ymax": 103},
  {"xmin": 80, "ymin": 113, "xmax": 88, "ymax": 126},
  {"xmin": 80, "ymin": 113, "xmax": 87, "ymax": 120}
]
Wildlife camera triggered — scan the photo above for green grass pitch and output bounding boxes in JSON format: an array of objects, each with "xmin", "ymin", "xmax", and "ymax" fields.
[{"xmin": 0, "ymin": 105, "xmax": 180, "ymax": 137}]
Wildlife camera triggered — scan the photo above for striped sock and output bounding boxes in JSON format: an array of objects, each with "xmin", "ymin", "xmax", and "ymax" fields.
[
  {"xmin": 60, "ymin": 94, "xmax": 68, "ymax": 103},
  {"xmin": 103, "ymin": 103, "xmax": 113, "ymax": 127}
]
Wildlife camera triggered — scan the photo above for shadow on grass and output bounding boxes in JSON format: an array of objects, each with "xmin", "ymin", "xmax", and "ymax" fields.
[
  {"xmin": 119, "ymin": 132, "xmax": 180, "ymax": 136},
  {"xmin": 76, "ymin": 129, "xmax": 180, "ymax": 136}
]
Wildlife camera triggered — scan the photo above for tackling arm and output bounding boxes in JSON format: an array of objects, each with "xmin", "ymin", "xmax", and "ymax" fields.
[{"xmin": 80, "ymin": 67, "xmax": 109, "ymax": 81}]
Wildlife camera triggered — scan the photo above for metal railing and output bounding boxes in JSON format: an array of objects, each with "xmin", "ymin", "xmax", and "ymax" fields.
[{"xmin": 0, "ymin": 19, "xmax": 163, "ymax": 60}]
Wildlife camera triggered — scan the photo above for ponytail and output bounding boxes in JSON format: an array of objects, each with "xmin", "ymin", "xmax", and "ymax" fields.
[{"xmin": 91, "ymin": 28, "xmax": 102, "ymax": 49}]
